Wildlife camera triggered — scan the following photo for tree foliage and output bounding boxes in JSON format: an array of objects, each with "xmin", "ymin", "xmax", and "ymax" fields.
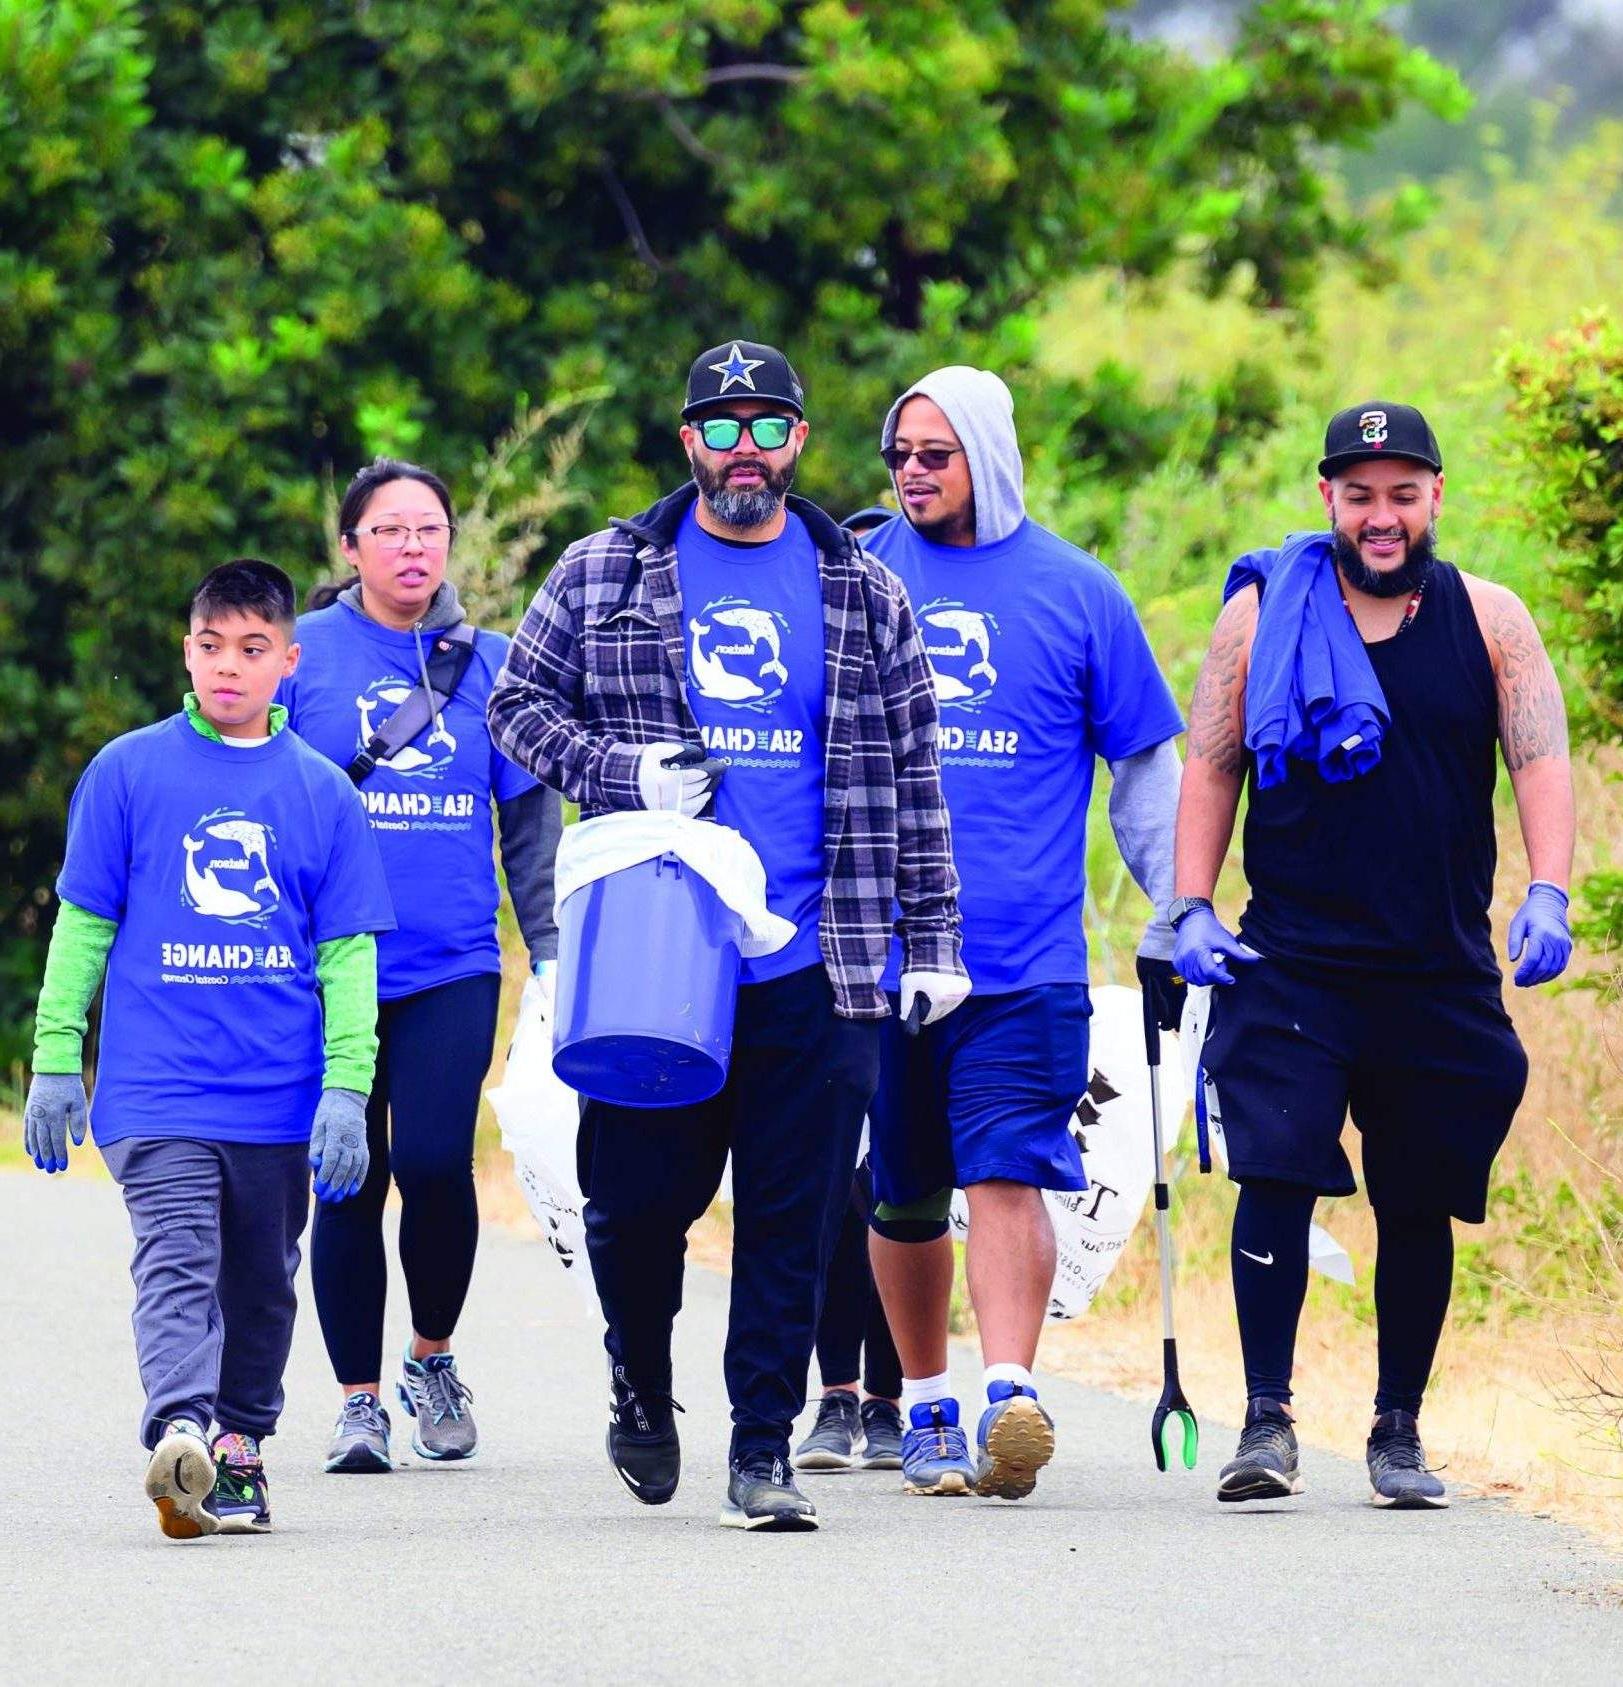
[
  {"xmin": 1, "ymin": 0, "xmax": 1464, "ymax": 1062},
  {"xmin": 1501, "ymin": 310, "xmax": 1623, "ymax": 982}
]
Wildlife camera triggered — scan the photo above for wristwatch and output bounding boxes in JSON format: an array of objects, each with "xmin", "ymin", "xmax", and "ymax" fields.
[{"xmin": 1166, "ymin": 896, "xmax": 1214, "ymax": 930}]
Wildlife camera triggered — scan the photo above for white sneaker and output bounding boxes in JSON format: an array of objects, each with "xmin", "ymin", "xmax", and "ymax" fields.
[{"xmin": 144, "ymin": 1421, "xmax": 219, "ymax": 1540}]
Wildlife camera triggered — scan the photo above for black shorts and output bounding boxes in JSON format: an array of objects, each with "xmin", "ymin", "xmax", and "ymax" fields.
[{"xmin": 1198, "ymin": 958, "xmax": 1527, "ymax": 1223}]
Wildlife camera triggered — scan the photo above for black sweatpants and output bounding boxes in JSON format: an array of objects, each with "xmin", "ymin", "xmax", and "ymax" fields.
[
  {"xmin": 815, "ymin": 1160, "xmax": 903, "ymax": 1400},
  {"xmin": 577, "ymin": 964, "xmax": 877, "ymax": 1464},
  {"xmin": 312, "ymin": 971, "xmax": 501, "ymax": 1384}
]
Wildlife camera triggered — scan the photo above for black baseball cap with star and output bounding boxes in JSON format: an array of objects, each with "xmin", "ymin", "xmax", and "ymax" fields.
[
  {"xmin": 1319, "ymin": 401, "xmax": 1442, "ymax": 478},
  {"xmin": 683, "ymin": 340, "xmax": 805, "ymax": 420}
]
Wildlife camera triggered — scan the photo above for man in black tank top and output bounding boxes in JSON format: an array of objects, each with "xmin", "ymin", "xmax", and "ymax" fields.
[{"xmin": 1170, "ymin": 402, "xmax": 1575, "ymax": 1511}]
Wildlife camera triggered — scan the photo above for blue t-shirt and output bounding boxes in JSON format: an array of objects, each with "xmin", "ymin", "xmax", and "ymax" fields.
[
  {"xmin": 864, "ymin": 515, "xmax": 1183, "ymax": 992},
  {"xmin": 57, "ymin": 714, "xmax": 395, "ymax": 1147},
  {"xmin": 280, "ymin": 601, "xmax": 537, "ymax": 1000},
  {"xmin": 675, "ymin": 506, "xmax": 827, "ymax": 983}
]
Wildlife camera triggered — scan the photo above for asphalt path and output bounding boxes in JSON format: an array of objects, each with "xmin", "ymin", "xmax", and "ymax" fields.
[{"xmin": 1, "ymin": 1174, "xmax": 1618, "ymax": 1684}]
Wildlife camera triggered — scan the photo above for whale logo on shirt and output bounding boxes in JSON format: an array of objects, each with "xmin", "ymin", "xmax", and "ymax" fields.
[
  {"xmin": 921, "ymin": 601, "xmax": 999, "ymax": 709},
  {"xmin": 354, "ymin": 676, "xmax": 456, "ymax": 777},
  {"xmin": 688, "ymin": 598, "xmax": 791, "ymax": 712},
  {"xmin": 180, "ymin": 810, "xmax": 280, "ymax": 927}
]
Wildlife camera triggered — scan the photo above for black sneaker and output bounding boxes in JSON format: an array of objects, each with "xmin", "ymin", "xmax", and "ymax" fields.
[
  {"xmin": 792, "ymin": 1390, "xmax": 860, "ymax": 1472},
  {"xmin": 607, "ymin": 1364, "xmax": 683, "ymax": 1506},
  {"xmin": 206, "ymin": 1433, "xmax": 272, "ymax": 1534},
  {"xmin": 1217, "ymin": 1399, "xmax": 1304, "ymax": 1503},
  {"xmin": 858, "ymin": 1399, "xmax": 904, "ymax": 1470},
  {"xmin": 1367, "ymin": 1410, "xmax": 1448, "ymax": 1509},
  {"xmin": 720, "ymin": 1454, "xmax": 819, "ymax": 1531}
]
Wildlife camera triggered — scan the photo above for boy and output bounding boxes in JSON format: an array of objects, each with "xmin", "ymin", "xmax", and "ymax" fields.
[{"xmin": 23, "ymin": 559, "xmax": 395, "ymax": 1538}]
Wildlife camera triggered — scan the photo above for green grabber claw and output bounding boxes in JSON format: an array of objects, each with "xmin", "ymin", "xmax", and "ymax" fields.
[{"xmin": 1155, "ymin": 1402, "xmax": 1200, "ymax": 1473}]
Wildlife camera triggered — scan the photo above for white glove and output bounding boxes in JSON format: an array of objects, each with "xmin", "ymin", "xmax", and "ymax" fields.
[
  {"xmin": 635, "ymin": 741, "xmax": 722, "ymax": 817},
  {"xmin": 899, "ymin": 970, "xmax": 972, "ymax": 1032}
]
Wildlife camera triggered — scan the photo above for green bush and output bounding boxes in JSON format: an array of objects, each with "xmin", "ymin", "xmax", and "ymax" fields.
[{"xmin": 1501, "ymin": 311, "xmax": 1623, "ymax": 986}]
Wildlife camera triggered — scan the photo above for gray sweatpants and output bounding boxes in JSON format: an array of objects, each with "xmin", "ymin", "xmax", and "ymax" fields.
[{"xmin": 99, "ymin": 1136, "xmax": 310, "ymax": 1449}]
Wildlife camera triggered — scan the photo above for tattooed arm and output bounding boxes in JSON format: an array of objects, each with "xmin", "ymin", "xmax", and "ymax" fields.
[
  {"xmin": 1467, "ymin": 575, "xmax": 1575, "ymax": 889},
  {"xmin": 1174, "ymin": 585, "xmax": 1258, "ymax": 899}
]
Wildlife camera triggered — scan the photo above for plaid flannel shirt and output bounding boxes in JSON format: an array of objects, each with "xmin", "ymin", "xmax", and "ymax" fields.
[{"xmin": 488, "ymin": 483, "xmax": 963, "ymax": 1019}]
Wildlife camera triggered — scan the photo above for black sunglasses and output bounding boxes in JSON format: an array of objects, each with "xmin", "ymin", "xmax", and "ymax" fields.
[
  {"xmin": 880, "ymin": 444, "xmax": 964, "ymax": 472},
  {"xmin": 696, "ymin": 414, "xmax": 796, "ymax": 451}
]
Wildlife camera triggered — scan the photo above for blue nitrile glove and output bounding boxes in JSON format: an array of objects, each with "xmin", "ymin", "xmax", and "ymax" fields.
[
  {"xmin": 1508, "ymin": 882, "xmax": 1572, "ymax": 988},
  {"xmin": 23, "ymin": 1072, "xmax": 88, "ymax": 1175},
  {"xmin": 1136, "ymin": 955, "xmax": 1187, "ymax": 1032},
  {"xmin": 1172, "ymin": 907, "xmax": 1261, "ymax": 988},
  {"xmin": 309, "ymin": 1088, "xmax": 369, "ymax": 1202}
]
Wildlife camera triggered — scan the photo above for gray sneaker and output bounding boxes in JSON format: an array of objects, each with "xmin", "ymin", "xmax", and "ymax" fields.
[
  {"xmin": 1217, "ymin": 1398, "xmax": 1304, "ymax": 1503},
  {"xmin": 792, "ymin": 1390, "xmax": 860, "ymax": 1472},
  {"xmin": 1367, "ymin": 1410, "xmax": 1448, "ymax": 1509},
  {"xmin": 398, "ymin": 1349, "xmax": 478, "ymax": 1461},
  {"xmin": 325, "ymin": 1390, "xmax": 393, "ymax": 1474}
]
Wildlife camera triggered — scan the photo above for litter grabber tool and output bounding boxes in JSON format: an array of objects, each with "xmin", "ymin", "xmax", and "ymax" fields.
[
  {"xmin": 1144, "ymin": 988, "xmax": 1198, "ymax": 1472},
  {"xmin": 902, "ymin": 993, "xmax": 929, "ymax": 1037}
]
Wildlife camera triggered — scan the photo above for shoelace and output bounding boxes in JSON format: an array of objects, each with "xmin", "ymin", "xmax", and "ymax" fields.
[
  {"xmin": 1369, "ymin": 1429, "xmax": 1441, "ymax": 1475},
  {"xmin": 908, "ymin": 1413, "xmax": 968, "ymax": 1462},
  {"xmin": 417, "ymin": 1361, "xmax": 473, "ymax": 1426},
  {"xmin": 814, "ymin": 1394, "xmax": 859, "ymax": 1429},
  {"xmin": 1237, "ymin": 1415, "xmax": 1293, "ymax": 1459},
  {"xmin": 613, "ymin": 1370, "xmax": 685, "ymax": 1437},
  {"xmin": 341, "ymin": 1392, "xmax": 385, "ymax": 1431}
]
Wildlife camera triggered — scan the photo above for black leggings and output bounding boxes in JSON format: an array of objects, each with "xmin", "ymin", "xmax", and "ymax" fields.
[
  {"xmin": 815, "ymin": 1161, "xmax": 902, "ymax": 1399},
  {"xmin": 312, "ymin": 972, "xmax": 501, "ymax": 1384},
  {"xmin": 1232, "ymin": 1178, "xmax": 1454, "ymax": 1417}
]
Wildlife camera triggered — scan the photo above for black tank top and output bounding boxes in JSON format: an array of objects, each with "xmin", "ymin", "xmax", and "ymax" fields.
[{"xmin": 1239, "ymin": 561, "xmax": 1500, "ymax": 982}]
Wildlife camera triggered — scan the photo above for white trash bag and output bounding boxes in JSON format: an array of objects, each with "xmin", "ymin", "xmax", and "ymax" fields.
[
  {"xmin": 1180, "ymin": 984, "xmax": 1355, "ymax": 1285},
  {"xmin": 486, "ymin": 977, "xmax": 597, "ymax": 1304},
  {"xmin": 948, "ymin": 985, "xmax": 1192, "ymax": 1320}
]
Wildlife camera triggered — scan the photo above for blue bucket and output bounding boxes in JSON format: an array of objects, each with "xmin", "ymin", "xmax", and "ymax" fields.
[{"xmin": 553, "ymin": 853, "xmax": 743, "ymax": 1108}]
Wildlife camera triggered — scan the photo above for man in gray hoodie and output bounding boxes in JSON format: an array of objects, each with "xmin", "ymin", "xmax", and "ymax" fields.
[{"xmin": 862, "ymin": 366, "xmax": 1185, "ymax": 1500}]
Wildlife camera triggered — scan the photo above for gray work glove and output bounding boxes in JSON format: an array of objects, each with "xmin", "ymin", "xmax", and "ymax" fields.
[
  {"xmin": 309, "ymin": 1088, "xmax": 370, "ymax": 1203},
  {"xmin": 24, "ymin": 1072, "xmax": 89, "ymax": 1175}
]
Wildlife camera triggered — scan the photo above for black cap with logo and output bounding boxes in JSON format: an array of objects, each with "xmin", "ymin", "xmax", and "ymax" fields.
[
  {"xmin": 683, "ymin": 340, "xmax": 805, "ymax": 420},
  {"xmin": 1319, "ymin": 402, "xmax": 1442, "ymax": 478}
]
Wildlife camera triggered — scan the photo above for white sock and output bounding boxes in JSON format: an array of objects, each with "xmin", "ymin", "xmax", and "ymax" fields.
[
  {"xmin": 983, "ymin": 1362, "xmax": 1035, "ymax": 1400},
  {"xmin": 900, "ymin": 1372, "xmax": 954, "ymax": 1421}
]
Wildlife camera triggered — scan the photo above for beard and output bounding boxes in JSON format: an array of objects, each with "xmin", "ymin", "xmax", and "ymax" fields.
[
  {"xmin": 690, "ymin": 448, "xmax": 799, "ymax": 530},
  {"xmin": 908, "ymin": 493, "xmax": 976, "ymax": 546},
  {"xmin": 1332, "ymin": 519, "xmax": 1438, "ymax": 599}
]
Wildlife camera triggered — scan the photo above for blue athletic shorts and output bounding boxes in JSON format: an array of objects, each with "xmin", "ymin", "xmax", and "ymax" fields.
[
  {"xmin": 868, "ymin": 984, "xmax": 1091, "ymax": 1206},
  {"xmin": 1199, "ymin": 957, "xmax": 1527, "ymax": 1223}
]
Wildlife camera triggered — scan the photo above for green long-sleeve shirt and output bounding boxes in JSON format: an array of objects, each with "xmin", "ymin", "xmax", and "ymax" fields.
[{"xmin": 32, "ymin": 697, "xmax": 380, "ymax": 1093}]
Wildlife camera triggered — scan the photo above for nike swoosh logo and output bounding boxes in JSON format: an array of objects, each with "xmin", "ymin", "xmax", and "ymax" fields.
[{"xmin": 1239, "ymin": 1248, "xmax": 1275, "ymax": 1266}]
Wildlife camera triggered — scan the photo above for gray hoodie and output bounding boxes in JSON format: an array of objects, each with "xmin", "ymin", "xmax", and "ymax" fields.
[
  {"xmin": 880, "ymin": 365, "xmax": 1026, "ymax": 547},
  {"xmin": 882, "ymin": 365, "xmax": 1182, "ymax": 958}
]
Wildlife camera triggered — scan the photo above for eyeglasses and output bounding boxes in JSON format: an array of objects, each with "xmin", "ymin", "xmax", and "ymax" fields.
[
  {"xmin": 695, "ymin": 415, "xmax": 795, "ymax": 451},
  {"xmin": 880, "ymin": 445, "xmax": 964, "ymax": 473},
  {"xmin": 348, "ymin": 523, "xmax": 457, "ymax": 550}
]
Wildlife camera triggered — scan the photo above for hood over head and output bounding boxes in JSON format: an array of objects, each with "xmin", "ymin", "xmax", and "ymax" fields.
[{"xmin": 880, "ymin": 365, "xmax": 1025, "ymax": 546}]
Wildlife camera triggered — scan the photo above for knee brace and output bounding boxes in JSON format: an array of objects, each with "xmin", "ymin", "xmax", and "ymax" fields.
[{"xmin": 869, "ymin": 1187, "xmax": 953, "ymax": 1244}]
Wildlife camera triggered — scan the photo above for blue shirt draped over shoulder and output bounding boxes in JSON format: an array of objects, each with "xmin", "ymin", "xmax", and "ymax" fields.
[{"xmin": 1224, "ymin": 531, "xmax": 1390, "ymax": 788}]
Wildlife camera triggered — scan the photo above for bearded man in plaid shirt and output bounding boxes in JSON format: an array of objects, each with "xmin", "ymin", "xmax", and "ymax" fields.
[{"xmin": 488, "ymin": 339, "xmax": 967, "ymax": 1533}]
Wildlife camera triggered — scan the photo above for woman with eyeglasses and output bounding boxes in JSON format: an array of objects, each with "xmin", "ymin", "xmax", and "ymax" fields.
[{"xmin": 280, "ymin": 457, "xmax": 561, "ymax": 1474}]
